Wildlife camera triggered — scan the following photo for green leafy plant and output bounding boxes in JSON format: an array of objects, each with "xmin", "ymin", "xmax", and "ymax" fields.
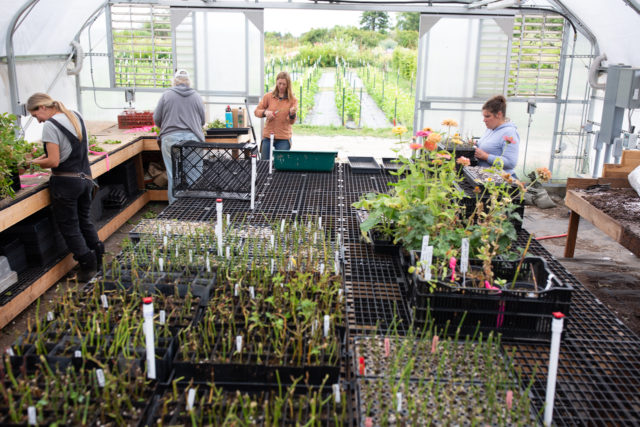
[{"xmin": 0, "ymin": 113, "xmax": 37, "ymax": 199}]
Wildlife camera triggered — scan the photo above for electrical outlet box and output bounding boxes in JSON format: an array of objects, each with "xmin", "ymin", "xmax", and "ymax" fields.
[{"xmin": 615, "ymin": 67, "xmax": 640, "ymax": 109}]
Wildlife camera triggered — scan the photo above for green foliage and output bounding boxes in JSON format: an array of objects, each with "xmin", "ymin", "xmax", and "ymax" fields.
[
  {"xmin": 300, "ymin": 28, "xmax": 331, "ymax": 45},
  {"xmin": 395, "ymin": 30, "xmax": 419, "ymax": 49},
  {"xmin": 0, "ymin": 113, "xmax": 36, "ymax": 199},
  {"xmin": 359, "ymin": 11, "xmax": 390, "ymax": 33},
  {"xmin": 357, "ymin": 65, "xmax": 415, "ymax": 128},
  {"xmin": 395, "ymin": 12, "xmax": 420, "ymax": 32},
  {"xmin": 334, "ymin": 62, "xmax": 361, "ymax": 124},
  {"xmin": 391, "ymin": 47, "xmax": 417, "ymax": 80}
]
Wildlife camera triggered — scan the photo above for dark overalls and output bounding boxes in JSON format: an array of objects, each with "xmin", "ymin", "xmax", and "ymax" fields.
[{"xmin": 46, "ymin": 114, "xmax": 101, "ymax": 263}]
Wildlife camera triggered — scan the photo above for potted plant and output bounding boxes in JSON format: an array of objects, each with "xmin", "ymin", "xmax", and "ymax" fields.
[{"xmin": 0, "ymin": 112, "xmax": 37, "ymax": 199}]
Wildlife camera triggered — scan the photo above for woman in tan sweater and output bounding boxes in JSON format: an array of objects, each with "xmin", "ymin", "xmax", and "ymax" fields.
[{"xmin": 254, "ymin": 71, "xmax": 298, "ymax": 159}]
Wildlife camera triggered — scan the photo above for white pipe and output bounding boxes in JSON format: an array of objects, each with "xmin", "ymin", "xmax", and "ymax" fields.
[
  {"xmin": 486, "ymin": 0, "xmax": 519, "ymax": 10},
  {"xmin": 544, "ymin": 312, "xmax": 565, "ymax": 426},
  {"xmin": 269, "ymin": 133, "xmax": 274, "ymax": 174},
  {"xmin": 142, "ymin": 297, "xmax": 156, "ymax": 380},
  {"xmin": 588, "ymin": 53, "xmax": 607, "ymax": 91},
  {"xmin": 250, "ymin": 155, "xmax": 256, "ymax": 210},
  {"xmin": 216, "ymin": 198, "xmax": 223, "ymax": 256}
]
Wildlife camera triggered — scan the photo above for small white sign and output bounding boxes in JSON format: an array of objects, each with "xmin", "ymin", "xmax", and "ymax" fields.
[
  {"xmin": 460, "ymin": 238, "xmax": 469, "ymax": 273},
  {"xmin": 96, "ymin": 369, "xmax": 106, "ymax": 387}
]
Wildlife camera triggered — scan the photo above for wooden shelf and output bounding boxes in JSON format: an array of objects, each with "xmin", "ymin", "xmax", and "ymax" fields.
[
  {"xmin": 564, "ymin": 150, "xmax": 640, "ymax": 258},
  {"xmin": 0, "ymin": 191, "xmax": 152, "ymax": 329}
]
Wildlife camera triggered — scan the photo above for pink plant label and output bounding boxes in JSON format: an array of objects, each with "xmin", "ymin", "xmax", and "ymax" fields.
[
  {"xmin": 384, "ymin": 337, "xmax": 391, "ymax": 357},
  {"xmin": 431, "ymin": 335, "xmax": 439, "ymax": 354}
]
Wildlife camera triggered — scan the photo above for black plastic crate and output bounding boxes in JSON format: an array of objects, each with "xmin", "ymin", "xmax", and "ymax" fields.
[
  {"xmin": 0, "ymin": 237, "xmax": 28, "ymax": 274},
  {"xmin": 171, "ymin": 141, "xmax": 258, "ymax": 200},
  {"xmin": 409, "ymin": 257, "xmax": 574, "ymax": 342},
  {"xmin": 98, "ymin": 159, "xmax": 139, "ymax": 197},
  {"xmin": 437, "ymin": 142, "xmax": 478, "ymax": 166},
  {"xmin": 5, "ymin": 212, "xmax": 55, "ymax": 244}
]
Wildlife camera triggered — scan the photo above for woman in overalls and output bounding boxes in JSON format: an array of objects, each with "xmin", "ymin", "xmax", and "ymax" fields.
[{"xmin": 27, "ymin": 93, "xmax": 103, "ymax": 281}]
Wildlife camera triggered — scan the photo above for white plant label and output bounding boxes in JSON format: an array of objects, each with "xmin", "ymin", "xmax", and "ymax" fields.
[
  {"xmin": 226, "ymin": 246, "xmax": 230, "ymax": 259},
  {"xmin": 96, "ymin": 369, "xmax": 106, "ymax": 387},
  {"xmin": 313, "ymin": 232, "xmax": 317, "ymax": 244},
  {"xmin": 28, "ymin": 406, "xmax": 36, "ymax": 425},
  {"xmin": 333, "ymin": 384, "xmax": 341, "ymax": 403},
  {"xmin": 226, "ymin": 214, "xmax": 230, "ymax": 227},
  {"xmin": 159, "ymin": 310, "xmax": 166, "ymax": 325},
  {"xmin": 323, "ymin": 315, "xmax": 330, "ymax": 337},
  {"xmin": 152, "ymin": 249, "xmax": 156, "ymax": 262},
  {"xmin": 396, "ymin": 392, "xmax": 403, "ymax": 412},
  {"xmin": 6, "ymin": 348, "xmax": 14, "ymax": 356},
  {"xmin": 100, "ymin": 294, "xmax": 108, "ymax": 309},
  {"xmin": 293, "ymin": 219, "xmax": 297, "ymax": 230},
  {"xmin": 158, "ymin": 257, "xmax": 164, "ymax": 272},
  {"xmin": 249, "ymin": 286, "xmax": 255, "ymax": 299},
  {"xmin": 163, "ymin": 235, "xmax": 167, "ymax": 248},
  {"xmin": 319, "ymin": 216, "xmax": 323, "ymax": 229},
  {"xmin": 420, "ymin": 235, "xmax": 430, "ymax": 261},
  {"xmin": 175, "ymin": 245, "xmax": 179, "ymax": 258},
  {"xmin": 280, "ymin": 219, "xmax": 285, "ymax": 233},
  {"xmin": 234, "ymin": 283, "xmax": 240, "ymax": 297},
  {"xmin": 75, "ymin": 350, "xmax": 82, "ymax": 358},
  {"xmin": 236, "ymin": 335, "xmax": 243, "ymax": 353},
  {"xmin": 319, "ymin": 263, "xmax": 325, "ymax": 275},
  {"xmin": 335, "ymin": 251, "xmax": 340, "ymax": 274},
  {"xmin": 47, "ymin": 311, "xmax": 54, "ymax": 321},
  {"xmin": 188, "ymin": 249, "xmax": 193, "ymax": 263},
  {"xmin": 338, "ymin": 288, "xmax": 343, "ymax": 301},
  {"xmin": 206, "ymin": 256, "xmax": 211, "ymax": 273},
  {"xmin": 186, "ymin": 388, "xmax": 196, "ymax": 411},
  {"xmin": 270, "ymin": 259, "xmax": 275, "ymax": 274},
  {"xmin": 460, "ymin": 238, "xmax": 469, "ymax": 273},
  {"xmin": 420, "ymin": 246, "xmax": 433, "ymax": 281},
  {"xmin": 312, "ymin": 319, "xmax": 319, "ymax": 334},
  {"xmin": 270, "ymin": 235, "xmax": 275, "ymax": 248}
]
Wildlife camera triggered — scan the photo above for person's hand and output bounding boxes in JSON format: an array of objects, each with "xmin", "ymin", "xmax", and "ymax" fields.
[
  {"xmin": 265, "ymin": 110, "xmax": 275, "ymax": 121},
  {"xmin": 474, "ymin": 147, "xmax": 488, "ymax": 161},
  {"xmin": 289, "ymin": 106, "xmax": 297, "ymax": 115}
]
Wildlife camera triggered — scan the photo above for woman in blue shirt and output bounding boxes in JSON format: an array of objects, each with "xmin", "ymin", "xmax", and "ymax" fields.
[{"xmin": 474, "ymin": 95, "xmax": 519, "ymax": 176}]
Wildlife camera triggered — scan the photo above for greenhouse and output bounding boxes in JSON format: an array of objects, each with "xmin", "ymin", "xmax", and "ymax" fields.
[{"xmin": 0, "ymin": 0, "xmax": 639, "ymax": 425}]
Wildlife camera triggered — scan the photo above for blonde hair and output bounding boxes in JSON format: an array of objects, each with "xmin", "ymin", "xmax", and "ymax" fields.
[
  {"xmin": 27, "ymin": 93, "xmax": 83, "ymax": 142},
  {"xmin": 270, "ymin": 71, "xmax": 296, "ymax": 102}
]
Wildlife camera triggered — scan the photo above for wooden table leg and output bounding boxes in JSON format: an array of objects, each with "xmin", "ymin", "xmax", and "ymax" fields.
[{"xmin": 564, "ymin": 210, "xmax": 580, "ymax": 258}]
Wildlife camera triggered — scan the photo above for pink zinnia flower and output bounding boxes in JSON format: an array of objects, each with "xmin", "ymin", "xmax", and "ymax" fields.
[
  {"xmin": 456, "ymin": 156, "xmax": 471, "ymax": 166},
  {"xmin": 410, "ymin": 143, "xmax": 422, "ymax": 151},
  {"xmin": 415, "ymin": 130, "xmax": 431, "ymax": 137}
]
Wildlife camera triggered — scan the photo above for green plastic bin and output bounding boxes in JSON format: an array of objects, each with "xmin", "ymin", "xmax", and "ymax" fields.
[{"xmin": 273, "ymin": 150, "xmax": 338, "ymax": 172}]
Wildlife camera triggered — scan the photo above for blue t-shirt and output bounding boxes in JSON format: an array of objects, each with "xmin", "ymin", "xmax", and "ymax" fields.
[{"xmin": 476, "ymin": 122, "xmax": 520, "ymax": 175}]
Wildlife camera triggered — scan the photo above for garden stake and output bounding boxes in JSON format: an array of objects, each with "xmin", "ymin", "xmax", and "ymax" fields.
[
  {"xmin": 449, "ymin": 257, "xmax": 456, "ymax": 282},
  {"xmin": 384, "ymin": 337, "xmax": 391, "ymax": 357},
  {"xmin": 216, "ymin": 198, "xmax": 223, "ymax": 256},
  {"xmin": 545, "ymin": 312, "xmax": 565, "ymax": 426},
  {"xmin": 142, "ymin": 297, "xmax": 156, "ymax": 379},
  {"xmin": 250, "ymin": 154, "xmax": 256, "ymax": 209}
]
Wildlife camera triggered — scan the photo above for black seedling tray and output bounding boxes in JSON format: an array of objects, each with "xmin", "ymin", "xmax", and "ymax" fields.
[
  {"xmin": 206, "ymin": 127, "xmax": 250, "ymax": 136},
  {"xmin": 348, "ymin": 157, "xmax": 381, "ymax": 174}
]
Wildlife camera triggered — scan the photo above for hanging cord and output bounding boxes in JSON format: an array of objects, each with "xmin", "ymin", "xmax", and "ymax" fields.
[{"xmin": 87, "ymin": 14, "xmax": 124, "ymax": 110}]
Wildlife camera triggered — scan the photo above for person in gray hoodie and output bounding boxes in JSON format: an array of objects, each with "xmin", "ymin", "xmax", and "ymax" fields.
[
  {"xmin": 154, "ymin": 69, "xmax": 205, "ymax": 203},
  {"xmin": 474, "ymin": 95, "xmax": 520, "ymax": 177}
]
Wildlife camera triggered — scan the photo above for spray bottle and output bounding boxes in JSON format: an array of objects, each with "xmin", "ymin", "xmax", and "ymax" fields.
[{"xmin": 225, "ymin": 105, "xmax": 233, "ymax": 128}]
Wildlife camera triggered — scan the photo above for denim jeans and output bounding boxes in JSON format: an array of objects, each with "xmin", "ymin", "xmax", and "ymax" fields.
[
  {"xmin": 260, "ymin": 138, "xmax": 291, "ymax": 160},
  {"xmin": 161, "ymin": 131, "xmax": 201, "ymax": 204},
  {"xmin": 49, "ymin": 176, "xmax": 100, "ymax": 259}
]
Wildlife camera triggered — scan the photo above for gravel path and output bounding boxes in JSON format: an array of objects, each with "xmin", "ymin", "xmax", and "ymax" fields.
[
  {"xmin": 304, "ymin": 70, "xmax": 390, "ymax": 129},
  {"xmin": 304, "ymin": 72, "xmax": 341, "ymax": 126}
]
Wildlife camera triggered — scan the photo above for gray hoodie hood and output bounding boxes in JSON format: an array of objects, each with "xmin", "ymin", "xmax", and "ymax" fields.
[{"xmin": 170, "ymin": 84, "xmax": 197, "ymax": 97}]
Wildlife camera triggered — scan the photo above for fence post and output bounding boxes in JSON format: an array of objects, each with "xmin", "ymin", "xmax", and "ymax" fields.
[
  {"xmin": 299, "ymin": 83, "xmax": 303, "ymax": 124},
  {"xmin": 359, "ymin": 87, "xmax": 363, "ymax": 128},
  {"xmin": 342, "ymin": 86, "xmax": 345, "ymax": 127}
]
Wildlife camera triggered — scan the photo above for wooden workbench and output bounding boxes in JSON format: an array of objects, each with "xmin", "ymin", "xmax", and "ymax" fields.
[{"xmin": 564, "ymin": 150, "xmax": 640, "ymax": 258}]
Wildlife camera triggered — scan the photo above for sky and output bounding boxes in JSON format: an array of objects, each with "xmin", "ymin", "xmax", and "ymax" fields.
[{"xmin": 264, "ymin": 9, "xmax": 396, "ymax": 37}]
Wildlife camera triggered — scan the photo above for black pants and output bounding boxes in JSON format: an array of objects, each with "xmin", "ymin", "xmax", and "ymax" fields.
[{"xmin": 49, "ymin": 176, "xmax": 100, "ymax": 259}]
